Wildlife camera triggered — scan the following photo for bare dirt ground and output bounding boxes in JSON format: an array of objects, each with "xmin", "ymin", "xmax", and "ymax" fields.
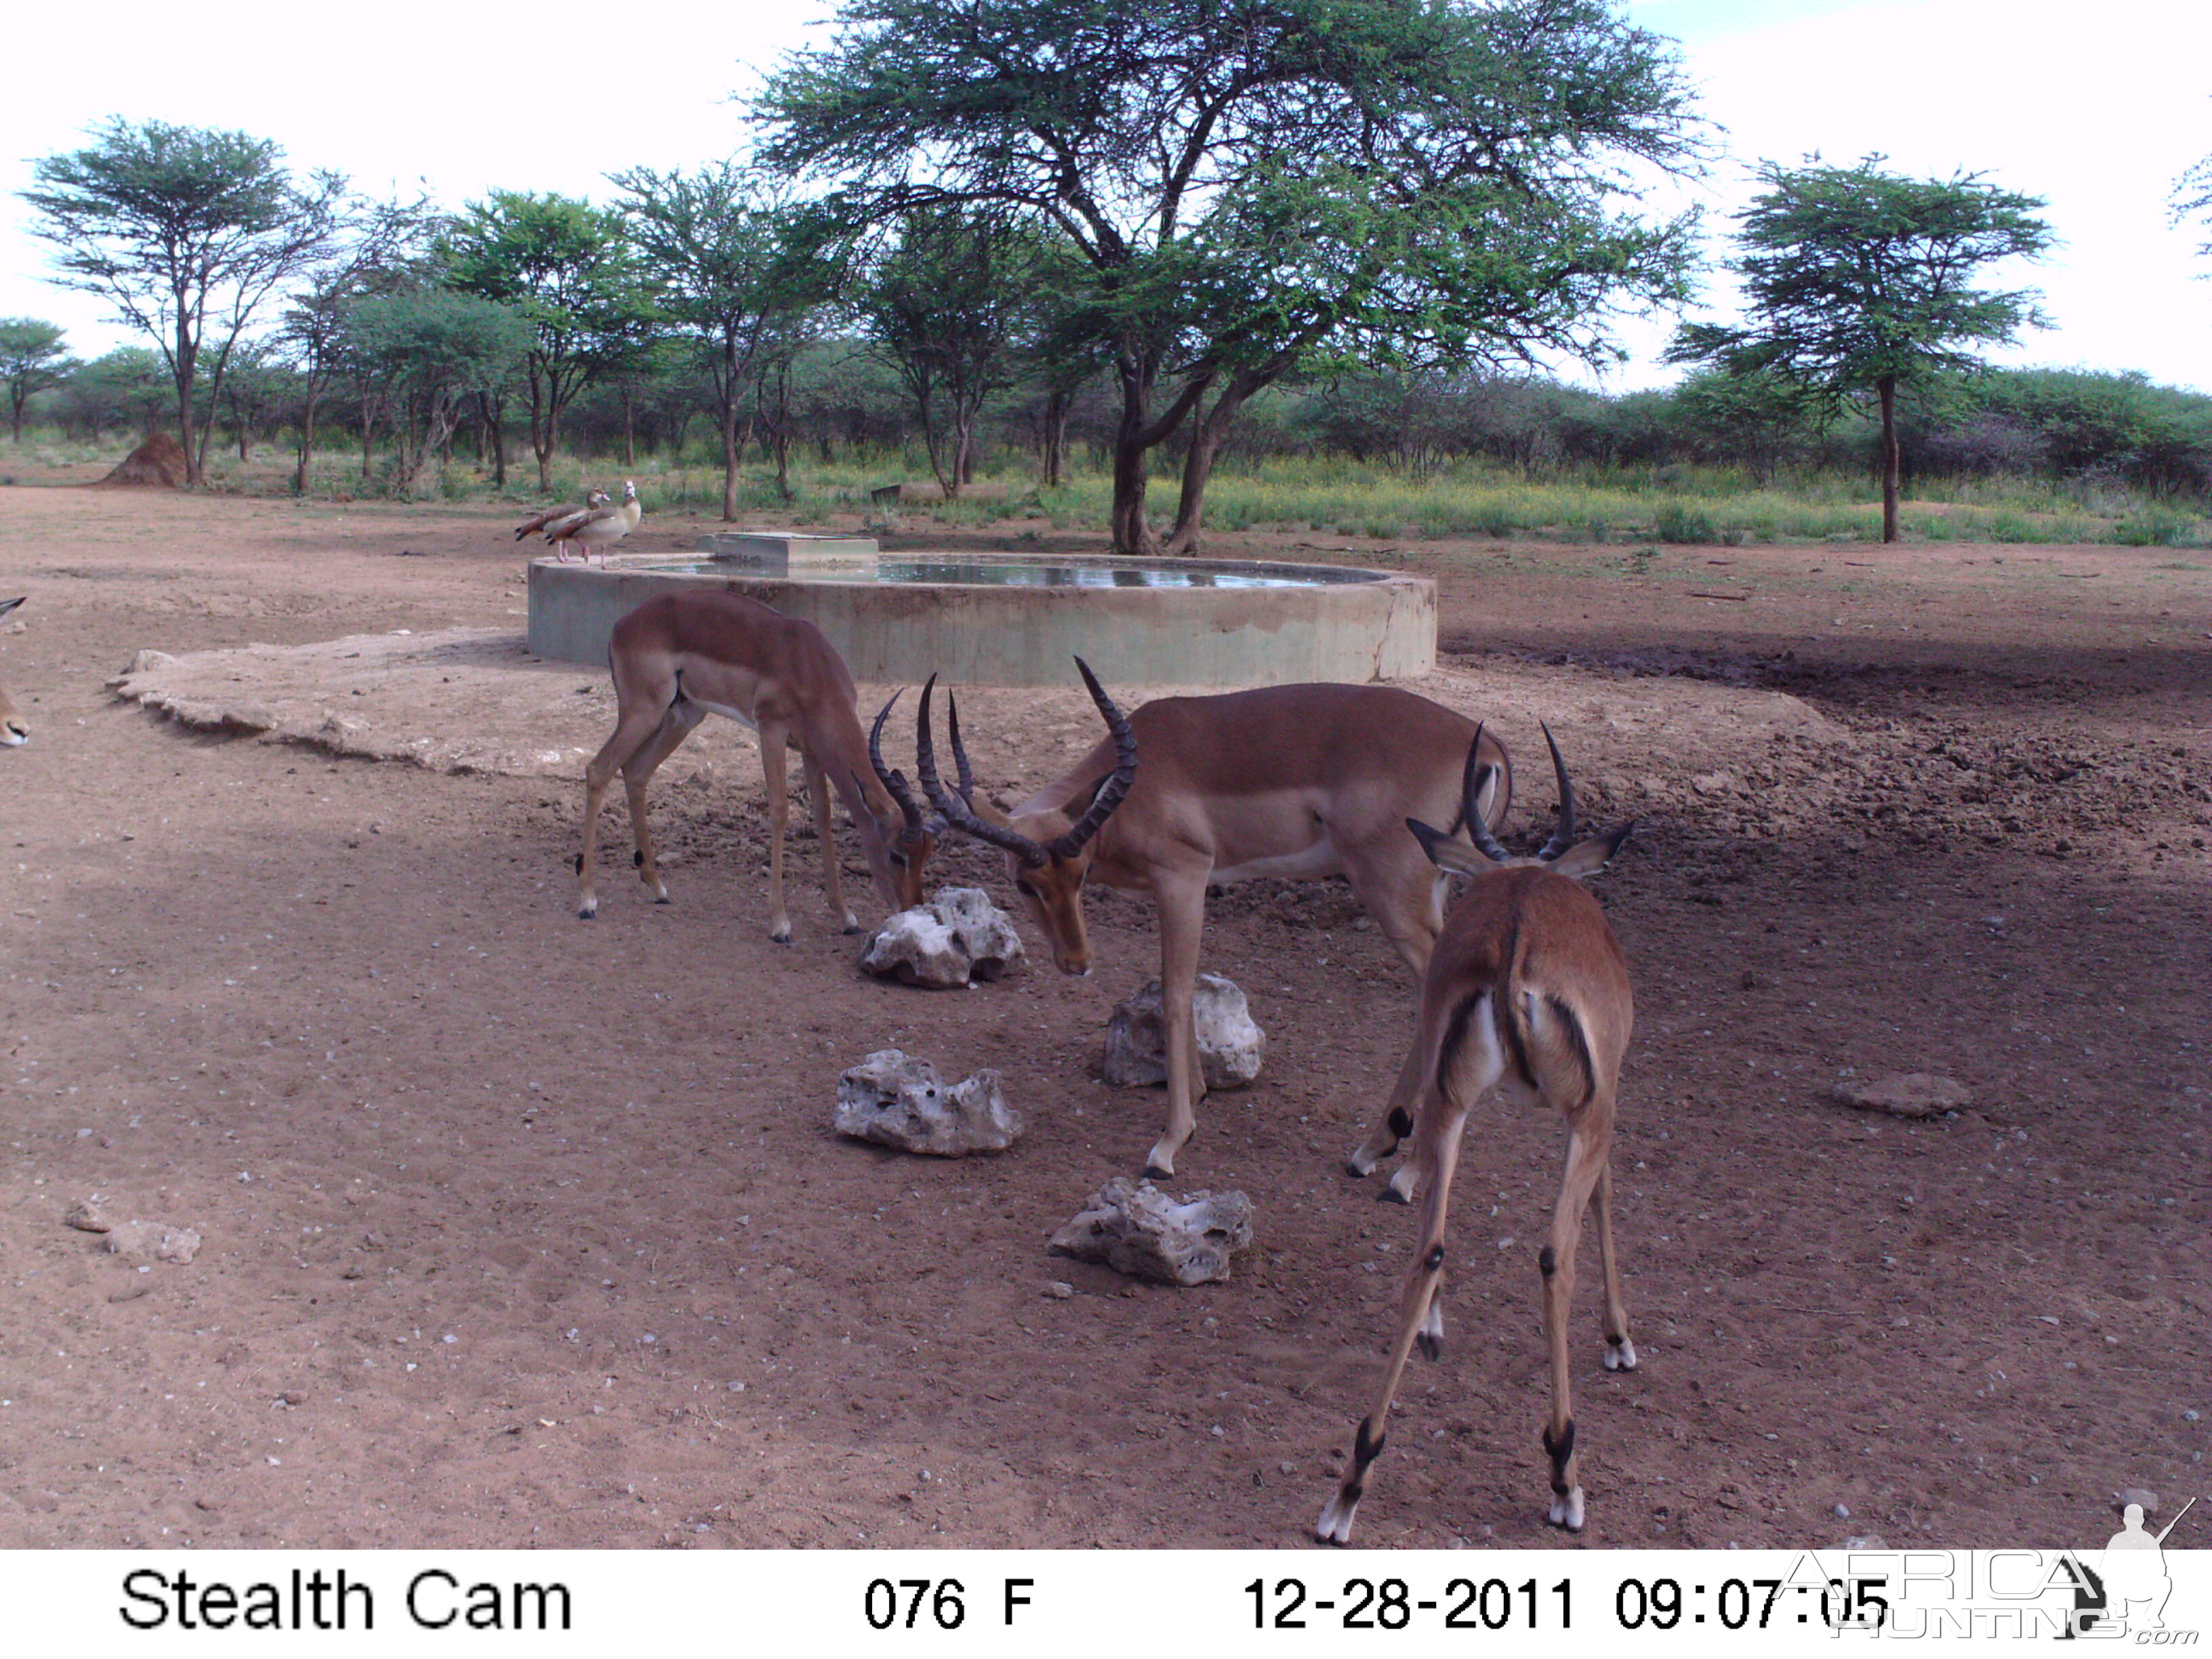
[{"xmin": 0, "ymin": 482, "xmax": 2206, "ymax": 1551}]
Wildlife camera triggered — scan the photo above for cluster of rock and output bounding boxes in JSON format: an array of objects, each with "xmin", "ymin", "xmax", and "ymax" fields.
[
  {"xmin": 847, "ymin": 914, "xmax": 1268, "ymax": 1282},
  {"xmin": 834, "ymin": 1050, "xmax": 1023, "ymax": 1156},
  {"xmin": 1103, "ymin": 974, "xmax": 1266, "ymax": 1089},
  {"xmin": 861, "ymin": 888, "xmax": 1025, "ymax": 989}
]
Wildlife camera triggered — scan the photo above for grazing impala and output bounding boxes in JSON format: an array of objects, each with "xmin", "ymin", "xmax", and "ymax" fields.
[
  {"xmin": 1317, "ymin": 727, "xmax": 1637, "ymax": 1542},
  {"xmin": 0, "ymin": 597, "xmax": 25, "ymax": 747},
  {"xmin": 575, "ymin": 590, "xmax": 939, "ymax": 940},
  {"xmin": 913, "ymin": 661, "xmax": 1513, "ymax": 1179}
]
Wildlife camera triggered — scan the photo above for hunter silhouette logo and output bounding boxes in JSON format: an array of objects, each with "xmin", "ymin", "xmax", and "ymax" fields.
[{"xmin": 2059, "ymin": 1496, "xmax": 2197, "ymax": 1639}]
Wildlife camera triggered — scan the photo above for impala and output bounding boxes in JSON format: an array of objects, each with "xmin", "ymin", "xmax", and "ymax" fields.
[
  {"xmin": 1317, "ymin": 727, "xmax": 1637, "ymax": 1542},
  {"xmin": 0, "ymin": 597, "xmax": 24, "ymax": 747},
  {"xmin": 913, "ymin": 661, "xmax": 1513, "ymax": 1179},
  {"xmin": 575, "ymin": 590, "xmax": 939, "ymax": 940}
]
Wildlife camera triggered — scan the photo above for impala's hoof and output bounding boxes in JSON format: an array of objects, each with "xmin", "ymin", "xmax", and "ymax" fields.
[
  {"xmin": 842, "ymin": 922, "xmax": 863, "ymax": 935},
  {"xmin": 654, "ymin": 895, "xmax": 672, "ymax": 906},
  {"xmin": 1547, "ymin": 1488, "xmax": 1586, "ymax": 1532},
  {"xmin": 770, "ymin": 932, "xmax": 792, "ymax": 946},
  {"xmin": 1603, "ymin": 1337, "xmax": 1639, "ymax": 1372},
  {"xmin": 577, "ymin": 905, "xmax": 597, "ymax": 921},
  {"xmin": 1415, "ymin": 1331, "xmax": 1441, "ymax": 1361},
  {"xmin": 1376, "ymin": 1184, "xmax": 1410, "ymax": 1205}
]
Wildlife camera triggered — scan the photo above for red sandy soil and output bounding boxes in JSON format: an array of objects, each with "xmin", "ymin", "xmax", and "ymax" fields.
[{"xmin": 0, "ymin": 482, "xmax": 2206, "ymax": 1550}]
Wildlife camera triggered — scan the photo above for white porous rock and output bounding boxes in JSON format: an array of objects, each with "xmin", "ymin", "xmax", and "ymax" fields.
[
  {"xmin": 861, "ymin": 886, "xmax": 1025, "ymax": 988},
  {"xmin": 104, "ymin": 1220, "xmax": 202, "ymax": 1264},
  {"xmin": 1048, "ymin": 1176, "xmax": 1254, "ymax": 1286},
  {"xmin": 834, "ymin": 1050, "xmax": 1023, "ymax": 1156},
  {"xmin": 1832, "ymin": 1072, "xmax": 1971, "ymax": 1120},
  {"xmin": 1103, "ymin": 975, "xmax": 1265, "ymax": 1090}
]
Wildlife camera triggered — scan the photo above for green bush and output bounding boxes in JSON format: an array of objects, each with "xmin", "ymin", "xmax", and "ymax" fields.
[{"xmin": 1654, "ymin": 501, "xmax": 1718, "ymax": 544}]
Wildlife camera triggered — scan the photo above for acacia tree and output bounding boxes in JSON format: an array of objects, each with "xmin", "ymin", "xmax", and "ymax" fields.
[
  {"xmin": 1667, "ymin": 156, "xmax": 2051, "ymax": 542},
  {"xmin": 2174, "ymin": 148, "xmax": 2212, "ymax": 264},
  {"xmin": 0, "ymin": 319, "xmax": 79, "ymax": 443},
  {"xmin": 858, "ymin": 208, "xmax": 1037, "ymax": 495},
  {"xmin": 277, "ymin": 195, "xmax": 434, "ymax": 493},
  {"xmin": 440, "ymin": 192, "xmax": 655, "ymax": 493},
  {"xmin": 20, "ymin": 119, "xmax": 347, "ymax": 483},
  {"xmin": 340, "ymin": 289, "xmax": 532, "ymax": 497},
  {"xmin": 609, "ymin": 163, "xmax": 825, "ymax": 518},
  {"xmin": 760, "ymin": 0, "xmax": 1705, "ymax": 553}
]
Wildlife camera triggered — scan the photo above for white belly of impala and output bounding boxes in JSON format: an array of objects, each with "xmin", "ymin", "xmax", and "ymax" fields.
[
  {"xmin": 691, "ymin": 697, "xmax": 760, "ymax": 731},
  {"xmin": 1210, "ymin": 836, "xmax": 1343, "ymax": 886}
]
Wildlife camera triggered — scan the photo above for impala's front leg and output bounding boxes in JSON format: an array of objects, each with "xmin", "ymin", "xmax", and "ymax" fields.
[
  {"xmin": 757, "ymin": 720, "xmax": 794, "ymax": 943},
  {"xmin": 1143, "ymin": 872, "xmax": 1211, "ymax": 1180},
  {"xmin": 802, "ymin": 751, "xmax": 859, "ymax": 933}
]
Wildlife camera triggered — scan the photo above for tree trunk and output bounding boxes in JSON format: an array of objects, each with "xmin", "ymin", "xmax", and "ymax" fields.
[
  {"xmin": 1162, "ymin": 376, "xmax": 1258, "ymax": 555},
  {"xmin": 1878, "ymin": 374, "xmax": 1900, "ymax": 544},
  {"xmin": 1041, "ymin": 388, "xmax": 1068, "ymax": 489},
  {"xmin": 1110, "ymin": 355, "xmax": 1160, "ymax": 555},
  {"xmin": 720, "ymin": 392, "xmax": 740, "ymax": 523},
  {"xmin": 621, "ymin": 385, "xmax": 636, "ymax": 468},
  {"xmin": 295, "ymin": 384, "xmax": 321, "ymax": 495}
]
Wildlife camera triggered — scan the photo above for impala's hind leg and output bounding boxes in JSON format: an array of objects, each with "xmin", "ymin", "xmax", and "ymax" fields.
[
  {"xmin": 1317, "ymin": 1093, "xmax": 1468, "ymax": 1545},
  {"xmin": 1594, "ymin": 1162, "xmax": 1636, "ymax": 1372},
  {"xmin": 579, "ymin": 693, "xmax": 681, "ymax": 919},
  {"xmin": 1537, "ymin": 1108, "xmax": 1614, "ymax": 1532},
  {"xmin": 757, "ymin": 719, "xmax": 794, "ymax": 943},
  {"xmin": 1343, "ymin": 858, "xmax": 1446, "ymax": 1185},
  {"xmin": 621, "ymin": 700, "xmax": 706, "ymax": 905}
]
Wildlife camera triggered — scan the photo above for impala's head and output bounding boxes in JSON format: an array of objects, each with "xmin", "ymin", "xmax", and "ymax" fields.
[
  {"xmin": 914, "ymin": 658, "xmax": 1138, "ymax": 977},
  {"xmin": 1409, "ymin": 724, "xmax": 1633, "ymax": 882},
  {"xmin": 0, "ymin": 597, "xmax": 24, "ymax": 749},
  {"xmin": 859, "ymin": 690, "xmax": 944, "ymax": 912}
]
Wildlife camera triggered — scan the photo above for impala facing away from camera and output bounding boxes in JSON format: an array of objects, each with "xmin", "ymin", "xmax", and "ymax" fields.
[{"xmin": 1318, "ymin": 726, "xmax": 1638, "ymax": 1542}]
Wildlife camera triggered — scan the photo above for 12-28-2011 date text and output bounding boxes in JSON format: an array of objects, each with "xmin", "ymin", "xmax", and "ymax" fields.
[{"xmin": 1246, "ymin": 1576, "xmax": 1571, "ymax": 1631}]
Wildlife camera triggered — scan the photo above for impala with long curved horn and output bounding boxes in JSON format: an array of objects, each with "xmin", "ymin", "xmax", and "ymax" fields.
[
  {"xmin": 575, "ymin": 590, "xmax": 938, "ymax": 939},
  {"xmin": 0, "ymin": 597, "xmax": 26, "ymax": 748},
  {"xmin": 1319, "ymin": 725, "xmax": 1637, "ymax": 1542},
  {"xmin": 915, "ymin": 661, "xmax": 1514, "ymax": 1179}
]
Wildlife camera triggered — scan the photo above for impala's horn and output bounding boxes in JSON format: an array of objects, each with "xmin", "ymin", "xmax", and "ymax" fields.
[
  {"xmin": 1048, "ymin": 657, "xmax": 1138, "ymax": 860},
  {"xmin": 868, "ymin": 690, "xmax": 931, "ymax": 843},
  {"xmin": 1534, "ymin": 723, "xmax": 1580, "ymax": 863},
  {"xmin": 916, "ymin": 676, "xmax": 1052, "ymax": 867},
  {"xmin": 1460, "ymin": 724, "xmax": 1515, "ymax": 862}
]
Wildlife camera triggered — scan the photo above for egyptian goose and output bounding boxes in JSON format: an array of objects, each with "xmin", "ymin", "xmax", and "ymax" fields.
[
  {"xmin": 514, "ymin": 490, "xmax": 609, "ymax": 547},
  {"xmin": 544, "ymin": 480, "xmax": 641, "ymax": 565}
]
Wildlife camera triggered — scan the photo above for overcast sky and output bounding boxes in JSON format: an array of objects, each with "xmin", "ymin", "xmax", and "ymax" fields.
[{"xmin": 2, "ymin": 0, "xmax": 2205, "ymax": 392}]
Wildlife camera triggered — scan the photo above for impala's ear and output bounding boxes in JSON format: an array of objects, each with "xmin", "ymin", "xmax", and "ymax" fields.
[
  {"xmin": 1547, "ymin": 821, "xmax": 1637, "ymax": 880},
  {"xmin": 1408, "ymin": 816, "xmax": 1500, "ymax": 876}
]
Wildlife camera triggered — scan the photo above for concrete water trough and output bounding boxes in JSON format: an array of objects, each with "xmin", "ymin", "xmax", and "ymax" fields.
[{"xmin": 526, "ymin": 532, "xmax": 1435, "ymax": 688}]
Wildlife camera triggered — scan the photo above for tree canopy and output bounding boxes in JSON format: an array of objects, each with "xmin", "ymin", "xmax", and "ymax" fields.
[
  {"xmin": 20, "ymin": 118, "xmax": 347, "ymax": 483},
  {"xmin": 440, "ymin": 192, "xmax": 656, "ymax": 491},
  {"xmin": 760, "ymin": 0, "xmax": 1707, "ymax": 551},
  {"xmin": 0, "ymin": 319, "xmax": 80, "ymax": 444},
  {"xmin": 609, "ymin": 163, "xmax": 827, "ymax": 517},
  {"xmin": 1668, "ymin": 155, "xmax": 2051, "ymax": 541}
]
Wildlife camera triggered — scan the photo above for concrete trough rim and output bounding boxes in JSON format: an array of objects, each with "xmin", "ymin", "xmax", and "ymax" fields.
[{"xmin": 526, "ymin": 548, "xmax": 1436, "ymax": 688}]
